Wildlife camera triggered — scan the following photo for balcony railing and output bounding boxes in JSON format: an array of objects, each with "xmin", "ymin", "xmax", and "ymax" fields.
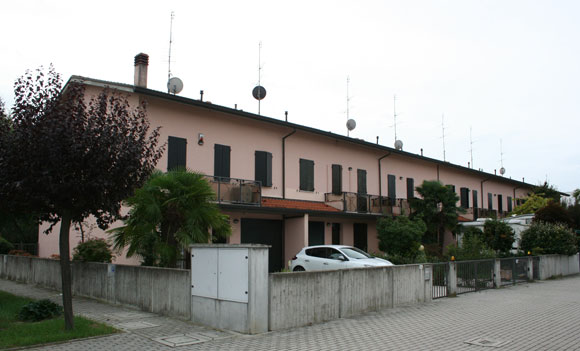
[
  {"xmin": 205, "ymin": 176, "xmax": 261, "ymax": 206},
  {"xmin": 324, "ymin": 192, "xmax": 411, "ymax": 215}
]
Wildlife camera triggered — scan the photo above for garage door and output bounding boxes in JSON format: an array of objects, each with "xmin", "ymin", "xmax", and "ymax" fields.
[{"xmin": 241, "ymin": 218, "xmax": 283, "ymax": 272}]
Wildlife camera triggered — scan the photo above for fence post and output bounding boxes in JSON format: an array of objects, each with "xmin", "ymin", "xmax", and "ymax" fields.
[
  {"xmin": 527, "ymin": 257, "xmax": 534, "ymax": 281},
  {"xmin": 447, "ymin": 262, "xmax": 457, "ymax": 296},
  {"xmin": 494, "ymin": 259, "xmax": 501, "ymax": 288}
]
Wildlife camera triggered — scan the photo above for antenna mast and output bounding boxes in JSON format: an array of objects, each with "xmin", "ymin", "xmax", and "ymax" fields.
[
  {"xmin": 469, "ymin": 126, "xmax": 474, "ymax": 168},
  {"xmin": 167, "ymin": 11, "xmax": 175, "ymax": 93},
  {"xmin": 346, "ymin": 76, "xmax": 350, "ymax": 120},
  {"xmin": 441, "ymin": 114, "xmax": 446, "ymax": 162},
  {"xmin": 258, "ymin": 41, "xmax": 262, "ymax": 114},
  {"xmin": 393, "ymin": 95, "xmax": 398, "ymax": 142}
]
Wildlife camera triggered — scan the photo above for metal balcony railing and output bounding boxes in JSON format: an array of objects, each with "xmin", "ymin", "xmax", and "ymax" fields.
[
  {"xmin": 205, "ymin": 176, "xmax": 262, "ymax": 206},
  {"xmin": 324, "ymin": 192, "xmax": 411, "ymax": 215}
]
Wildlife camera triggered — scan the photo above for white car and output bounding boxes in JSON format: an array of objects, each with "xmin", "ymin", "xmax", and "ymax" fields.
[{"xmin": 290, "ymin": 245, "xmax": 393, "ymax": 272}]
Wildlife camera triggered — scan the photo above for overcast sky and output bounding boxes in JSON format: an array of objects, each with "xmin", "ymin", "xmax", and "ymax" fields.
[{"xmin": 1, "ymin": 0, "xmax": 579, "ymax": 193}]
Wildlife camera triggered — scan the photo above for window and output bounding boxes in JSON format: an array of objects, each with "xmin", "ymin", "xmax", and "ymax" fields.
[
  {"xmin": 406, "ymin": 178, "xmax": 415, "ymax": 199},
  {"xmin": 488, "ymin": 193, "xmax": 493, "ymax": 210},
  {"xmin": 299, "ymin": 159, "xmax": 314, "ymax": 191},
  {"xmin": 498, "ymin": 194, "xmax": 503, "ymax": 213},
  {"xmin": 332, "ymin": 223, "xmax": 340, "ymax": 245},
  {"xmin": 214, "ymin": 144, "xmax": 231, "ymax": 179},
  {"xmin": 255, "ymin": 151, "xmax": 272, "ymax": 187},
  {"xmin": 331, "ymin": 164, "xmax": 342, "ymax": 195},
  {"xmin": 167, "ymin": 136, "xmax": 187, "ymax": 171},
  {"xmin": 387, "ymin": 174, "xmax": 396, "ymax": 205},
  {"xmin": 472, "ymin": 190, "xmax": 478, "ymax": 209},
  {"xmin": 460, "ymin": 187, "xmax": 470, "ymax": 209},
  {"xmin": 357, "ymin": 169, "xmax": 367, "ymax": 194},
  {"xmin": 447, "ymin": 184, "xmax": 456, "ymax": 193},
  {"xmin": 507, "ymin": 196, "xmax": 513, "ymax": 212}
]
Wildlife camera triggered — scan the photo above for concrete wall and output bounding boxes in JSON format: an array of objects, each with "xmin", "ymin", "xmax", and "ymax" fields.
[
  {"xmin": 268, "ymin": 264, "xmax": 432, "ymax": 331},
  {"xmin": 539, "ymin": 254, "xmax": 580, "ymax": 279},
  {"xmin": 0, "ymin": 255, "xmax": 191, "ymax": 320}
]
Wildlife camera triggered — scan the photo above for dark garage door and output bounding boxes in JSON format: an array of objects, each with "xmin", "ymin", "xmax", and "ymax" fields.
[
  {"xmin": 308, "ymin": 221, "xmax": 325, "ymax": 246},
  {"xmin": 241, "ymin": 218, "xmax": 283, "ymax": 272}
]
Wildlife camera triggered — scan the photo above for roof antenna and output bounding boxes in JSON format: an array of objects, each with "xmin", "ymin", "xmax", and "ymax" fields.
[
  {"xmin": 499, "ymin": 139, "xmax": 506, "ymax": 176},
  {"xmin": 469, "ymin": 126, "xmax": 474, "ymax": 168},
  {"xmin": 441, "ymin": 114, "xmax": 446, "ymax": 161},
  {"xmin": 345, "ymin": 76, "xmax": 356, "ymax": 136},
  {"xmin": 252, "ymin": 41, "xmax": 267, "ymax": 115},
  {"xmin": 166, "ymin": 11, "xmax": 183, "ymax": 95},
  {"xmin": 393, "ymin": 95, "xmax": 403, "ymax": 150}
]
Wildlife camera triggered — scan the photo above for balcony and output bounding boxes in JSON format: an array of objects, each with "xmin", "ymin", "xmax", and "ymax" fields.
[
  {"xmin": 205, "ymin": 176, "xmax": 261, "ymax": 206},
  {"xmin": 324, "ymin": 192, "xmax": 411, "ymax": 215}
]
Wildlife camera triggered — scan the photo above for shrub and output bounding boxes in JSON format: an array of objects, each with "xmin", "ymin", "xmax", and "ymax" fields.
[
  {"xmin": 377, "ymin": 216, "xmax": 426, "ymax": 261},
  {"xmin": 483, "ymin": 219, "xmax": 515, "ymax": 253},
  {"xmin": 447, "ymin": 234, "xmax": 496, "ymax": 261},
  {"xmin": 534, "ymin": 202, "xmax": 573, "ymax": 227},
  {"xmin": 72, "ymin": 239, "xmax": 113, "ymax": 263},
  {"xmin": 18, "ymin": 299, "xmax": 63, "ymax": 322},
  {"xmin": 520, "ymin": 222, "xmax": 578, "ymax": 256},
  {"xmin": 0, "ymin": 237, "xmax": 14, "ymax": 254}
]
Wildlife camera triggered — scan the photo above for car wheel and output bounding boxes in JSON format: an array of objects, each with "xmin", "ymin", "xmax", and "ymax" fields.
[{"xmin": 293, "ymin": 266, "xmax": 305, "ymax": 272}]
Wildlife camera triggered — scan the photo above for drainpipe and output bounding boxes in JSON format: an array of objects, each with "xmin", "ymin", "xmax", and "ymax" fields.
[
  {"xmin": 378, "ymin": 153, "xmax": 391, "ymax": 212},
  {"xmin": 481, "ymin": 178, "xmax": 490, "ymax": 215},
  {"xmin": 282, "ymin": 129, "xmax": 296, "ymax": 199}
]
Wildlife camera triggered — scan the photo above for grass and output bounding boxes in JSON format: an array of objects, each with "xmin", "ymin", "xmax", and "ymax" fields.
[{"xmin": 0, "ymin": 290, "xmax": 117, "ymax": 349}]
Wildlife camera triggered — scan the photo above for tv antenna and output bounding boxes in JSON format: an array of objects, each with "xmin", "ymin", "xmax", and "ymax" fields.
[
  {"xmin": 469, "ymin": 126, "xmax": 474, "ymax": 168},
  {"xmin": 166, "ymin": 11, "xmax": 183, "ymax": 95},
  {"xmin": 346, "ymin": 76, "xmax": 356, "ymax": 136},
  {"xmin": 393, "ymin": 95, "xmax": 403, "ymax": 150},
  {"xmin": 441, "ymin": 114, "xmax": 446, "ymax": 161},
  {"xmin": 499, "ymin": 139, "xmax": 506, "ymax": 176},
  {"xmin": 252, "ymin": 41, "xmax": 267, "ymax": 115}
]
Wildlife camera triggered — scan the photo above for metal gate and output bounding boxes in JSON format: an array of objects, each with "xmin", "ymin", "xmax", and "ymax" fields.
[
  {"xmin": 456, "ymin": 259, "xmax": 494, "ymax": 294},
  {"xmin": 432, "ymin": 262, "xmax": 449, "ymax": 299}
]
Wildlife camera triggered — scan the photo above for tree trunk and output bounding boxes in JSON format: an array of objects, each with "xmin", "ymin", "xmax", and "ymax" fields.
[{"xmin": 59, "ymin": 213, "xmax": 74, "ymax": 330}]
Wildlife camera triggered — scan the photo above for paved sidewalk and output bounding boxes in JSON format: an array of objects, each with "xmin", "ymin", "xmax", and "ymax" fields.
[{"xmin": 2, "ymin": 275, "xmax": 580, "ymax": 350}]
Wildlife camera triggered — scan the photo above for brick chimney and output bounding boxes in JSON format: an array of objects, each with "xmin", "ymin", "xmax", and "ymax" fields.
[{"xmin": 134, "ymin": 53, "xmax": 149, "ymax": 88}]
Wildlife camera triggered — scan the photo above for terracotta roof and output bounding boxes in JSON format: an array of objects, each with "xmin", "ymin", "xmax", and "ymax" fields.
[
  {"xmin": 457, "ymin": 215, "xmax": 472, "ymax": 222},
  {"xmin": 262, "ymin": 197, "xmax": 341, "ymax": 212}
]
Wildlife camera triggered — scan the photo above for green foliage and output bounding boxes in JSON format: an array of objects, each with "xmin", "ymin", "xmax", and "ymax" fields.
[
  {"xmin": 447, "ymin": 233, "xmax": 496, "ymax": 261},
  {"xmin": 377, "ymin": 215, "xmax": 426, "ymax": 261},
  {"xmin": 110, "ymin": 169, "xmax": 232, "ymax": 267},
  {"xmin": 410, "ymin": 180, "xmax": 462, "ymax": 253},
  {"xmin": 72, "ymin": 238, "xmax": 113, "ymax": 263},
  {"xmin": 512, "ymin": 194, "xmax": 549, "ymax": 215},
  {"xmin": 18, "ymin": 299, "xmax": 63, "ymax": 322},
  {"xmin": 520, "ymin": 222, "xmax": 578, "ymax": 256},
  {"xmin": 567, "ymin": 204, "xmax": 580, "ymax": 230},
  {"xmin": 0, "ymin": 236, "xmax": 14, "ymax": 254},
  {"xmin": 534, "ymin": 202, "xmax": 573, "ymax": 227},
  {"xmin": 533, "ymin": 181, "xmax": 561, "ymax": 203},
  {"xmin": 483, "ymin": 219, "xmax": 516, "ymax": 253}
]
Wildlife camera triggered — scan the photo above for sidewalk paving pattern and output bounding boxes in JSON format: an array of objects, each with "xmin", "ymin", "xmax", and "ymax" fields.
[{"xmin": 2, "ymin": 275, "xmax": 580, "ymax": 350}]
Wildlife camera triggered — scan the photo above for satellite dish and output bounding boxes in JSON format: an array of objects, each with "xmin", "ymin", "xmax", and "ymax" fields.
[
  {"xmin": 394, "ymin": 140, "xmax": 403, "ymax": 150},
  {"xmin": 167, "ymin": 77, "xmax": 183, "ymax": 94},
  {"xmin": 500, "ymin": 167, "xmax": 506, "ymax": 175},
  {"xmin": 346, "ymin": 119, "xmax": 356, "ymax": 131},
  {"xmin": 252, "ymin": 85, "xmax": 267, "ymax": 100}
]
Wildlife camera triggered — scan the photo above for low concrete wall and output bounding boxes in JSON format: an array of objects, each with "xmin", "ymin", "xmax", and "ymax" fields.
[
  {"xmin": 269, "ymin": 264, "xmax": 432, "ymax": 331},
  {"xmin": 539, "ymin": 254, "xmax": 580, "ymax": 280},
  {"xmin": 0, "ymin": 255, "xmax": 191, "ymax": 319}
]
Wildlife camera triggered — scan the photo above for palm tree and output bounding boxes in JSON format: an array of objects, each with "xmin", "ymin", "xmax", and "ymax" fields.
[{"xmin": 110, "ymin": 169, "xmax": 231, "ymax": 267}]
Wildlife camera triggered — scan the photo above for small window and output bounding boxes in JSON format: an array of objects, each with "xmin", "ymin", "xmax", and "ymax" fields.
[
  {"xmin": 447, "ymin": 184, "xmax": 456, "ymax": 193},
  {"xmin": 488, "ymin": 193, "xmax": 493, "ymax": 210},
  {"xmin": 406, "ymin": 178, "xmax": 415, "ymax": 199},
  {"xmin": 299, "ymin": 158, "xmax": 314, "ymax": 191},
  {"xmin": 255, "ymin": 151, "xmax": 272, "ymax": 187},
  {"xmin": 167, "ymin": 136, "xmax": 187, "ymax": 171},
  {"xmin": 507, "ymin": 196, "xmax": 513, "ymax": 212},
  {"xmin": 473, "ymin": 190, "xmax": 478, "ymax": 209},
  {"xmin": 357, "ymin": 169, "xmax": 367, "ymax": 194},
  {"xmin": 498, "ymin": 194, "xmax": 503, "ymax": 213},
  {"xmin": 331, "ymin": 164, "xmax": 342, "ymax": 195},
  {"xmin": 214, "ymin": 144, "xmax": 231, "ymax": 179},
  {"xmin": 387, "ymin": 174, "xmax": 396, "ymax": 205}
]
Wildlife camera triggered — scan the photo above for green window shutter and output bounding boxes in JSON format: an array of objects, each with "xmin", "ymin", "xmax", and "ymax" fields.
[
  {"xmin": 167, "ymin": 136, "xmax": 187, "ymax": 171},
  {"xmin": 214, "ymin": 144, "xmax": 231, "ymax": 178},
  {"xmin": 460, "ymin": 187, "xmax": 470, "ymax": 208},
  {"xmin": 387, "ymin": 174, "xmax": 396, "ymax": 205},
  {"xmin": 473, "ymin": 190, "xmax": 478, "ymax": 209},
  {"xmin": 331, "ymin": 164, "xmax": 342, "ymax": 195},
  {"xmin": 255, "ymin": 151, "xmax": 272, "ymax": 187},
  {"xmin": 488, "ymin": 193, "xmax": 493, "ymax": 210},
  {"xmin": 300, "ymin": 159, "xmax": 314, "ymax": 191},
  {"xmin": 357, "ymin": 169, "xmax": 367, "ymax": 194},
  {"xmin": 507, "ymin": 196, "xmax": 513, "ymax": 212},
  {"xmin": 406, "ymin": 178, "xmax": 415, "ymax": 199}
]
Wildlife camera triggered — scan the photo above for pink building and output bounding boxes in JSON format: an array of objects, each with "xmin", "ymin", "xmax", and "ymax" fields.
[{"xmin": 39, "ymin": 54, "xmax": 534, "ymax": 271}]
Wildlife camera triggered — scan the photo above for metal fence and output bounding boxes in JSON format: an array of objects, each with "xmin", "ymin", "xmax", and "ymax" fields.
[
  {"xmin": 499, "ymin": 257, "xmax": 530, "ymax": 286},
  {"xmin": 455, "ymin": 259, "xmax": 494, "ymax": 294},
  {"xmin": 432, "ymin": 263, "xmax": 449, "ymax": 299}
]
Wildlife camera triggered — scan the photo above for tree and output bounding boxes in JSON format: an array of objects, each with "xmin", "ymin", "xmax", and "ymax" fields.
[
  {"xmin": 0, "ymin": 67, "xmax": 163, "ymax": 330},
  {"xmin": 377, "ymin": 215, "xmax": 426, "ymax": 263},
  {"xmin": 410, "ymin": 180, "xmax": 462, "ymax": 254},
  {"xmin": 447, "ymin": 229, "xmax": 495, "ymax": 261},
  {"xmin": 534, "ymin": 202, "xmax": 573, "ymax": 227},
  {"xmin": 572, "ymin": 189, "xmax": 580, "ymax": 205},
  {"xmin": 482, "ymin": 219, "xmax": 515, "ymax": 254},
  {"xmin": 512, "ymin": 194, "xmax": 549, "ymax": 215},
  {"xmin": 520, "ymin": 222, "xmax": 578, "ymax": 256},
  {"xmin": 533, "ymin": 181, "xmax": 561, "ymax": 203},
  {"xmin": 110, "ymin": 169, "xmax": 231, "ymax": 267}
]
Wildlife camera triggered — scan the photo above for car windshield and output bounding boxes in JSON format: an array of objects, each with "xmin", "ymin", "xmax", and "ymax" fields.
[{"xmin": 340, "ymin": 247, "xmax": 372, "ymax": 259}]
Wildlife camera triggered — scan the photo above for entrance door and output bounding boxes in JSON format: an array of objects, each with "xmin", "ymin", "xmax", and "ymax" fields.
[
  {"xmin": 353, "ymin": 223, "xmax": 368, "ymax": 251},
  {"xmin": 241, "ymin": 218, "xmax": 283, "ymax": 272},
  {"xmin": 332, "ymin": 223, "xmax": 341, "ymax": 245},
  {"xmin": 308, "ymin": 221, "xmax": 325, "ymax": 246}
]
